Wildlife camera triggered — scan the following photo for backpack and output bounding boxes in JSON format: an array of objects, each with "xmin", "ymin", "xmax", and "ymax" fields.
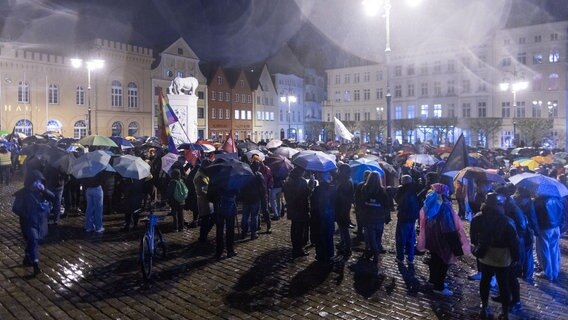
[
  {"xmin": 173, "ymin": 180, "xmax": 188, "ymax": 203},
  {"xmin": 12, "ymin": 189, "xmax": 26, "ymax": 217}
]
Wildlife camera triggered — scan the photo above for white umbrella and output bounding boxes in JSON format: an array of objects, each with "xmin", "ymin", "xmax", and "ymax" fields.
[
  {"xmin": 113, "ymin": 155, "xmax": 151, "ymax": 180},
  {"xmin": 161, "ymin": 152, "xmax": 180, "ymax": 173},
  {"xmin": 266, "ymin": 139, "xmax": 283, "ymax": 149},
  {"xmin": 246, "ymin": 150, "xmax": 266, "ymax": 161}
]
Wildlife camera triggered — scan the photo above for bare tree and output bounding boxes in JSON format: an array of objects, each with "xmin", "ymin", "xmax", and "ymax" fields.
[
  {"xmin": 304, "ymin": 121, "xmax": 324, "ymax": 142},
  {"xmin": 465, "ymin": 118, "xmax": 502, "ymax": 147},
  {"xmin": 516, "ymin": 118, "xmax": 554, "ymax": 147}
]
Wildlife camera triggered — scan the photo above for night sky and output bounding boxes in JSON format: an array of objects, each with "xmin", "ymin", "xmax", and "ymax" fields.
[{"xmin": 1, "ymin": 0, "xmax": 567, "ymax": 69}]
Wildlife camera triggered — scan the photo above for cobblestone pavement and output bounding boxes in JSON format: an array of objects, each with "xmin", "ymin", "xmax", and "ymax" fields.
[{"xmin": 1, "ymin": 174, "xmax": 567, "ymax": 320}]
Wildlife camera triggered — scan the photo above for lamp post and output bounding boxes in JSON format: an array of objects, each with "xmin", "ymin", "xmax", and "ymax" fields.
[
  {"xmin": 512, "ymin": 121, "xmax": 517, "ymax": 147},
  {"xmin": 499, "ymin": 69, "xmax": 527, "ymax": 148},
  {"xmin": 71, "ymin": 58, "xmax": 104, "ymax": 135},
  {"xmin": 363, "ymin": 0, "xmax": 423, "ymax": 153},
  {"xmin": 281, "ymin": 94, "xmax": 297, "ymax": 140}
]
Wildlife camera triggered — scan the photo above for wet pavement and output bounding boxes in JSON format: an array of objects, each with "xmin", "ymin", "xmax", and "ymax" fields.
[{"xmin": 1, "ymin": 173, "xmax": 567, "ymax": 319}]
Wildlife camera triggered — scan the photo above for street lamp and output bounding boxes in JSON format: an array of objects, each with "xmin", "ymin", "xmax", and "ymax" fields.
[
  {"xmin": 281, "ymin": 94, "xmax": 297, "ymax": 140},
  {"xmin": 532, "ymin": 100, "xmax": 543, "ymax": 117},
  {"xmin": 500, "ymin": 70, "xmax": 527, "ymax": 148},
  {"xmin": 512, "ymin": 121, "xmax": 517, "ymax": 147},
  {"xmin": 547, "ymin": 101, "xmax": 557, "ymax": 117},
  {"xmin": 71, "ymin": 58, "xmax": 104, "ymax": 135},
  {"xmin": 363, "ymin": 0, "xmax": 422, "ymax": 153}
]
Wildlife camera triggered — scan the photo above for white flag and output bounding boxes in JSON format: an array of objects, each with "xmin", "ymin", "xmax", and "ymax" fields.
[{"xmin": 334, "ymin": 117, "xmax": 354, "ymax": 141}]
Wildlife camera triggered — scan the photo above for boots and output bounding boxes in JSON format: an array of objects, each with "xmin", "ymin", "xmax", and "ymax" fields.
[{"xmin": 33, "ymin": 262, "xmax": 42, "ymax": 276}]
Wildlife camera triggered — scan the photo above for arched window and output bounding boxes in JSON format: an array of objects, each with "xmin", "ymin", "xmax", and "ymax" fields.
[
  {"xmin": 111, "ymin": 121, "xmax": 123, "ymax": 137},
  {"xmin": 127, "ymin": 82, "xmax": 138, "ymax": 108},
  {"xmin": 128, "ymin": 121, "xmax": 139, "ymax": 136},
  {"xmin": 111, "ymin": 80, "xmax": 122, "ymax": 107},
  {"xmin": 549, "ymin": 49, "xmax": 560, "ymax": 63},
  {"xmin": 73, "ymin": 120, "xmax": 87, "ymax": 139},
  {"xmin": 548, "ymin": 73, "xmax": 559, "ymax": 91},
  {"xmin": 15, "ymin": 119, "xmax": 33, "ymax": 136},
  {"xmin": 18, "ymin": 81, "xmax": 30, "ymax": 103},
  {"xmin": 46, "ymin": 119, "xmax": 62, "ymax": 133},
  {"xmin": 48, "ymin": 84, "xmax": 59, "ymax": 104},
  {"xmin": 76, "ymin": 86, "xmax": 85, "ymax": 105}
]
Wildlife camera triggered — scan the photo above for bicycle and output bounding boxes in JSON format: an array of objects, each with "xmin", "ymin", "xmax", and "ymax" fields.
[{"xmin": 138, "ymin": 209, "xmax": 167, "ymax": 281}]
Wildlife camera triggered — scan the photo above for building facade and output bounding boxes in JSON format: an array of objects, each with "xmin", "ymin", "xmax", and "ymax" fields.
[
  {"xmin": 274, "ymin": 73, "xmax": 304, "ymax": 141},
  {"xmin": 249, "ymin": 64, "xmax": 279, "ymax": 142}
]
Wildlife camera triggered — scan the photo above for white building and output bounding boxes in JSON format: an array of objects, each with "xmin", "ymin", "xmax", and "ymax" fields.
[
  {"xmin": 273, "ymin": 73, "xmax": 304, "ymax": 141},
  {"xmin": 248, "ymin": 64, "xmax": 279, "ymax": 142}
]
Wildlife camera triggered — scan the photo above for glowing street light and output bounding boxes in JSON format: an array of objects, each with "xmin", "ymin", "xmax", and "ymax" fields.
[
  {"xmin": 281, "ymin": 94, "xmax": 297, "ymax": 140},
  {"xmin": 71, "ymin": 58, "xmax": 104, "ymax": 135}
]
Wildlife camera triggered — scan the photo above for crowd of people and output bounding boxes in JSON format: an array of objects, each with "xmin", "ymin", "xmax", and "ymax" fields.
[{"xmin": 5, "ymin": 134, "xmax": 568, "ymax": 320}]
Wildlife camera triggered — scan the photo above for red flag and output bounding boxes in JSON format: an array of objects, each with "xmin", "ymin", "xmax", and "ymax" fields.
[{"xmin": 222, "ymin": 130, "xmax": 237, "ymax": 153}]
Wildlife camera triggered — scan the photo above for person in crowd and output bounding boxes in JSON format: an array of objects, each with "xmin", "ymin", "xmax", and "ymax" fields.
[
  {"xmin": 353, "ymin": 170, "xmax": 372, "ymax": 242},
  {"xmin": 283, "ymin": 166, "xmax": 311, "ymax": 259},
  {"xmin": 13, "ymin": 169, "xmax": 55, "ymax": 276},
  {"xmin": 256, "ymin": 158, "xmax": 273, "ymax": 233},
  {"xmin": 166, "ymin": 168, "xmax": 186, "ymax": 232},
  {"xmin": 531, "ymin": 194, "xmax": 564, "ymax": 281},
  {"xmin": 120, "ymin": 177, "xmax": 145, "ymax": 231},
  {"xmin": 512, "ymin": 186, "xmax": 536, "ymax": 281},
  {"xmin": 494, "ymin": 184, "xmax": 528, "ymax": 314},
  {"xmin": 185, "ymin": 162, "xmax": 200, "ymax": 228},
  {"xmin": 335, "ymin": 164, "xmax": 354, "ymax": 257},
  {"xmin": 468, "ymin": 181, "xmax": 494, "ymax": 281},
  {"xmin": 80, "ymin": 170, "xmax": 105, "ymax": 233},
  {"xmin": 193, "ymin": 159, "xmax": 214, "ymax": 242},
  {"xmin": 238, "ymin": 160, "xmax": 268, "ymax": 240},
  {"xmin": 207, "ymin": 173, "xmax": 239, "ymax": 259},
  {"xmin": 0, "ymin": 145, "xmax": 12, "ymax": 185},
  {"xmin": 310, "ymin": 170, "xmax": 337, "ymax": 265},
  {"xmin": 101, "ymin": 168, "xmax": 117, "ymax": 216},
  {"xmin": 360, "ymin": 171, "xmax": 393, "ymax": 263},
  {"xmin": 269, "ymin": 165, "xmax": 286, "ymax": 221},
  {"xmin": 43, "ymin": 164, "xmax": 66, "ymax": 225},
  {"xmin": 470, "ymin": 192, "xmax": 520, "ymax": 320},
  {"xmin": 63, "ymin": 175, "xmax": 81, "ymax": 216},
  {"xmin": 417, "ymin": 183, "xmax": 469, "ymax": 296},
  {"xmin": 394, "ymin": 175, "xmax": 421, "ymax": 265}
]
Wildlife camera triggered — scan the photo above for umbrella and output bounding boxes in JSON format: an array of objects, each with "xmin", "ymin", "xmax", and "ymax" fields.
[
  {"xmin": 204, "ymin": 158, "xmax": 255, "ymax": 193},
  {"xmin": 434, "ymin": 146, "xmax": 453, "ymax": 154},
  {"xmin": 512, "ymin": 158, "xmax": 540, "ymax": 171},
  {"xmin": 362, "ymin": 154, "xmax": 380, "ymax": 162},
  {"xmin": 71, "ymin": 150, "xmax": 111, "ymax": 179},
  {"xmin": 246, "ymin": 149, "xmax": 266, "ymax": 161},
  {"xmin": 266, "ymin": 139, "xmax": 283, "ymax": 149},
  {"xmin": 264, "ymin": 155, "xmax": 294, "ymax": 179},
  {"xmin": 140, "ymin": 141, "xmax": 162, "ymax": 149},
  {"xmin": 109, "ymin": 136, "xmax": 135, "ymax": 149},
  {"xmin": 112, "ymin": 155, "xmax": 151, "ymax": 180},
  {"xmin": 349, "ymin": 158, "xmax": 384, "ymax": 184},
  {"xmin": 237, "ymin": 140, "xmax": 258, "ymax": 151},
  {"xmin": 509, "ymin": 172, "xmax": 568, "ymax": 197},
  {"xmin": 378, "ymin": 160, "xmax": 397, "ymax": 175},
  {"xmin": 78, "ymin": 135, "xmax": 119, "ymax": 148},
  {"xmin": 292, "ymin": 150, "xmax": 337, "ymax": 172},
  {"xmin": 52, "ymin": 153, "xmax": 77, "ymax": 174},
  {"xmin": 57, "ymin": 137, "xmax": 78, "ymax": 146},
  {"xmin": 407, "ymin": 154, "xmax": 437, "ymax": 166},
  {"xmin": 196, "ymin": 141, "xmax": 216, "ymax": 152},
  {"xmin": 553, "ymin": 152, "xmax": 568, "ymax": 160},
  {"xmin": 161, "ymin": 152, "xmax": 179, "ymax": 173},
  {"xmin": 22, "ymin": 134, "xmax": 47, "ymax": 144},
  {"xmin": 273, "ymin": 146, "xmax": 299, "ymax": 159},
  {"xmin": 0, "ymin": 130, "xmax": 9, "ymax": 137},
  {"xmin": 531, "ymin": 155, "xmax": 553, "ymax": 164},
  {"xmin": 446, "ymin": 166, "xmax": 506, "ymax": 184},
  {"xmin": 124, "ymin": 136, "xmax": 137, "ymax": 141},
  {"xmin": 178, "ymin": 143, "xmax": 206, "ymax": 151}
]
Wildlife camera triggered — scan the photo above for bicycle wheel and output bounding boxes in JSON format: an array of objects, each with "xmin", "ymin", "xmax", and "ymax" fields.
[
  {"xmin": 139, "ymin": 234, "xmax": 153, "ymax": 281},
  {"xmin": 155, "ymin": 228, "xmax": 167, "ymax": 259}
]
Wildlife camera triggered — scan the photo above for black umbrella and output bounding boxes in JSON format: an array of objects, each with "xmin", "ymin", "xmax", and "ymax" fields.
[
  {"xmin": 204, "ymin": 158, "xmax": 255, "ymax": 193},
  {"xmin": 264, "ymin": 155, "xmax": 294, "ymax": 179},
  {"xmin": 237, "ymin": 141, "xmax": 258, "ymax": 151}
]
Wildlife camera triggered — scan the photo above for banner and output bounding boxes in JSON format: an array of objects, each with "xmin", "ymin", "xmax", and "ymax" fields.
[{"xmin": 334, "ymin": 117, "xmax": 354, "ymax": 141}]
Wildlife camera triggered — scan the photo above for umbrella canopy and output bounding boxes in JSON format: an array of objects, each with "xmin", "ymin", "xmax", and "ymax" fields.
[
  {"xmin": 237, "ymin": 140, "xmax": 259, "ymax": 151},
  {"xmin": 178, "ymin": 143, "xmax": 206, "ymax": 151},
  {"xmin": 52, "ymin": 153, "xmax": 77, "ymax": 174},
  {"xmin": 204, "ymin": 158, "xmax": 255, "ymax": 193},
  {"xmin": 109, "ymin": 136, "xmax": 135, "ymax": 149},
  {"xmin": 246, "ymin": 149, "xmax": 266, "ymax": 161},
  {"xmin": 349, "ymin": 158, "xmax": 384, "ymax": 184},
  {"xmin": 378, "ymin": 160, "xmax": 397, "ymax": 175},
  {"xmin": 79, "ymin": 135, "xmax": 119, "ymax": 148},
  {"xmin": 408, "ymin": 154, "xmax": 437, "ymax": 166},
  {"xmin": 160, "ymin": 152, "xmax": 180, "ymax": 173},
  {"xmin": 292, "ymin": 150, "xmax": 337, "ymax": 172},
  {"xmin": 264, "ymin": 155, "xmax": 294, "ymax": 179},
  {"xmin": 266, "ymin": 139, "xmax": 283, "ymax": 149},
  {"xmin": 273, "ymin": 146, "xmax": 299, "ymax": 159},
  {"xmin": 71, "ymin": 150, "xmax": 112, "ymax": 179},
  {"xmin": 196, "ymin": 141, "xmax": 216, "ymax": 152},
  {"xmin": 446, "ymin": 166, "xmax": 505, "ymax": 184},
  {"xmin": 509, "ymin": 172, "xmax": 568, "ymax": 197},
  {"xmin": 553, "ymin": 152, "xmax": 568, "ymax": 160},
  {"xmin": 112, "ymin": 155, "xmax": 151, "ymax": 180},
  {"xmin": 531, "ymin": 155, "xmax": 553, "ymax": 164},
  {"xmin": 512, "ymin": 158, "xmax": 540, "ymax": 171}
]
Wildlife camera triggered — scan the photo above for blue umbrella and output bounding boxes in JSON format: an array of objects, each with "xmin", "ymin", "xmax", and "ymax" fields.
[
  {"xmin": 109, "ymin": 136, "xmax": 134, "ymax": 149},
  {"xmin": 292, "ymin": 151, "xmax": 337, "ymax": 172},
  {"xmin": 349, "ymin": 158, "xmax": 384, "ymax": 184},
  {"xmin": 509, "ymin": 172, "xmax": 568, "ymax": 197}
]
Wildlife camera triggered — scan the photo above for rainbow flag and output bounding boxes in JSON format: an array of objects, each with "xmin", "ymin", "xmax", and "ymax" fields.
[{"xmin": 158, "ymin": 92, "xmax": 178, "ymax": 153}]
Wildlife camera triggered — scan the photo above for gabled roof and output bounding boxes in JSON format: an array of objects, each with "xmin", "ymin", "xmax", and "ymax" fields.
[
  {"xmin": 199, "ymin": 62, "xmax": 224, "ymax": 86},
  {"xmin": 151, "ymin": 37, "xmax": 200, "ymax": 69},
  {"xmin": 244, "ymin": 63, "xmax": 265, "ymax": 91},
  {"xmin": 223, "ymin": 67, "xmax": 243, "ymax": 88}
]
